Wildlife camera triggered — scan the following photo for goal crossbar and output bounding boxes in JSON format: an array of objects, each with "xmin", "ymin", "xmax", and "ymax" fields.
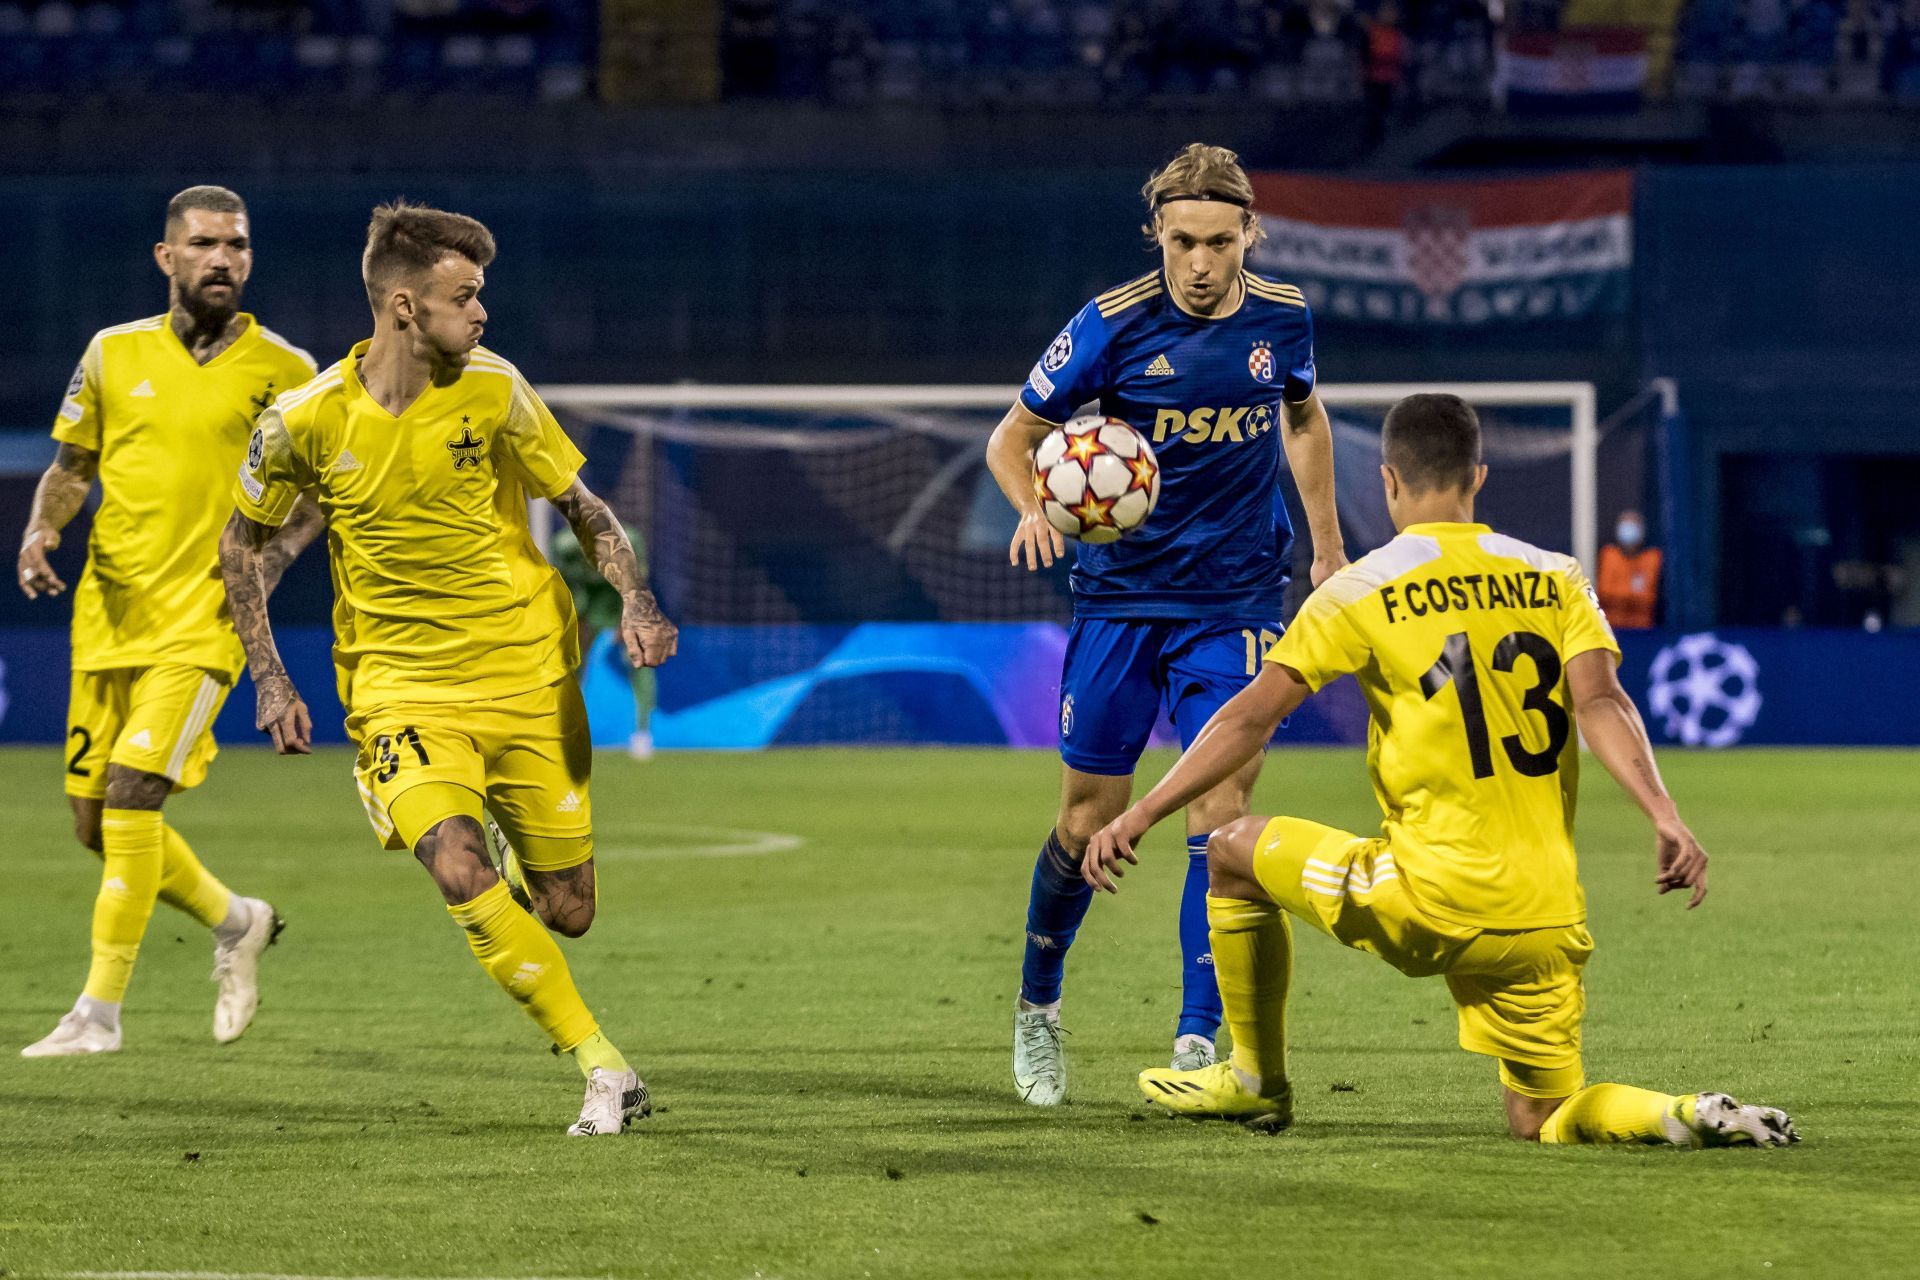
[{"xmin": 540, "ymin": 381, "xmax": 1599, "ymax": 569}]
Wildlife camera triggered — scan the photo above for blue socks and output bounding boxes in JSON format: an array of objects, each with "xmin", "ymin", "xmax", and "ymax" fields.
[
  {"xmin": 1178, "ymin": 834, "xmax": 1224, "ymax": 1041},
  {"xmin": 1019, "ymin": 830, "xmax": 1092, "ymax": 1007}
]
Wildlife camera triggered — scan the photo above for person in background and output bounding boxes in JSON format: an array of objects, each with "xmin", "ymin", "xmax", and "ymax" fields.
[
  {"xmin": 552, "ymin": 521, "xmax": 658, "ymax": 758},
  {"xmin": 1597, "ymin": 508, "xmax": 1661, "ymax": 628}
]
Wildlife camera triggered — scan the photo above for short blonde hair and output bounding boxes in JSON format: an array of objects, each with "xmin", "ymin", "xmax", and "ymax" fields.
[{"xmin": 1141, "ymin": 143, "xmax": 1265, "ymax": 247}]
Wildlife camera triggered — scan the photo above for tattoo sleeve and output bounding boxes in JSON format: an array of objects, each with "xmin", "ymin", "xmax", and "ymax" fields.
[
  {"xmin": 218, "ymin": 509, "xmax": 293, "ymax": 687},
  {"xmin": 260, "ymin": 492, "xmax": 325, "ymax": 596},
  {"xmin": 25, "ymin": 443, "xmax": 99, "ymax": 539},
  {"xmin": 550, "ymin": 480, "xmax": 665, "ymax": 622}
]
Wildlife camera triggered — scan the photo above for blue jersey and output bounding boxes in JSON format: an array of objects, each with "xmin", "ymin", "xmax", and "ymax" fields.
[{"xmin": 1019, "ymin": 271, "xmax": 1317, "ymax": 620}]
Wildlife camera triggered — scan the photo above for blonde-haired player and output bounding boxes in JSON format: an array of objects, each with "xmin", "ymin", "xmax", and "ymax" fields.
[
  {"xmin": 218, "ymin": 201, "xmax": 677, "ymax": 1136},
  {"xmin": 1085, "ymin": 393, "xmax": 1797, "ymax": 1147},
  {"xmin": 17, "ymin": 185, "xmax": 320, "ymax": 1058}
]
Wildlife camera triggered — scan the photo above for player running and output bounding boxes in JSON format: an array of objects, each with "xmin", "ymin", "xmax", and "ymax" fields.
[
  {"xmin": 1086, "ymin": 393, "xmax": 1798, "ymax": 1147},
  {"xmin": 18, "ymin": 186, "xmax": 319, "ymax": 1058},
  {"xmin": 986, "ymin": 144, "xmax": 1346, "ymax": 1105},
  {"xmin": 218, "ymin": 202, "xmax": 677, "ymax": 1137}
]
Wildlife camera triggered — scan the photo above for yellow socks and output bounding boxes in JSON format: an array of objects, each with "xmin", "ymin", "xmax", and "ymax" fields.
[
  {"xmin": 83, "ymin": 808, "xmax": 165, "ymax": 1003},
  {"xmin": 1207, "ymin": 894, "xmax": 1293, "ymax": 1095},
  {"xmin": 158, "ymin": 823, "xmax": 233, "ymax": 930},
  {"xmin": 1539, "ymin": 1083, "xmax": 1690, "ymax": 1145},
  {"xmin": 446, "ymin": 880, "xmax": 600, "ymax": 1056},
  {"xmin": 570, "ymin": 1030, "xmax": 631, "ymax": 1080}
]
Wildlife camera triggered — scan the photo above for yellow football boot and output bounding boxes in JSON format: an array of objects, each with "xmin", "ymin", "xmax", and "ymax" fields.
[{"xmin": 1138, "ymin": 1062, "xmax": 1293, "ymax": 1132}]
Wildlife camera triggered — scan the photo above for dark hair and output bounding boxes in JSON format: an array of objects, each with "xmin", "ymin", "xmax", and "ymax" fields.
[
  {"xmin": 362, "ymin": 200, "xmax": 496, "ymax": 308},
  {"xmin": 1381, "ymin": 393, "xmax": 1482, "ymax": 493},
  {"xmin": 165, "ymin": 185, "xmax": 247, "ymax": 237}
]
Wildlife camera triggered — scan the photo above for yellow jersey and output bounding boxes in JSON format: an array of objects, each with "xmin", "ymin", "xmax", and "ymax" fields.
[
  {"xmin": 52, "ymin": 313, "xmax": 316, "ymax": 675},
  {"xmin": 1266, "ymin": 522, "xmax": 1621, "ymax": 930},
  {"xmin": 233, "ymin": 341, "xmax": 583, "ymax": 715}
]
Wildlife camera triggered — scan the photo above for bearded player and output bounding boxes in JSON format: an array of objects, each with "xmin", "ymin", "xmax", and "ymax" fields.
[
  {"xmin": 219, "ymin": 202, "xmax": 677, "ymax": 1137},
  {"xmin": 985, "ymin": 144, "xmax": 1345, "ymax": 1105},
  {"xmin": 18, "ymin": 186, "xmax": 320, "ymax": 1058},
  {"xmin": 1087, "ymin": 393, "xmax": 1797, "ymax": 1148}
]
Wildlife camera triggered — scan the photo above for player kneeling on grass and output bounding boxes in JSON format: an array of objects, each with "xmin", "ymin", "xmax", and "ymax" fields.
[
  {"xmin": 1084, "ymin": 393, "xmax": 1797, "ymax": 1148},
  {"xmin": 218, "ymin": 202, "xmax": 678, "ymax": 1137}
]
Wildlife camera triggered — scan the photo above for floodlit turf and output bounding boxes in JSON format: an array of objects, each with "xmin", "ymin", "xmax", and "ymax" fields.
[{"xmin": 1, "ymin": 745, "xmax": 1916, "ymax": 1279}]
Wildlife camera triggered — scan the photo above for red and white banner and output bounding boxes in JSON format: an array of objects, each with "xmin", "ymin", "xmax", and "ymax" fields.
[
  {"xmin": 1248, "ymin": 170, "xmax": 1634, "ymax": 326},
  {"xmin": 1500, "ymin": 28, "xmax": 1649, "ymax": 112}
]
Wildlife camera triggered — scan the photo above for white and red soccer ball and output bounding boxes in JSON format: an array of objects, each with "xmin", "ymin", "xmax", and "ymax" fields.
[{"xmin": 1032, "ymin": 415, "xmax": 1161, "ymax": 544}]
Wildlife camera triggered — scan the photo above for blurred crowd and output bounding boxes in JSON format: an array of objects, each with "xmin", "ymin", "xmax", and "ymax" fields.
[
  {"xmin": 1, "ymin": 0, "xmax": 1917, "ymax": 104},
  {"xmin": 1674, "ymin": 0, "xmax": 1920, "ymax": 102},
  {"xmin": 0, "ymin": 0, "xmax": 595, "ymax": 95},
  {"xmin": 721, "ymin": 0, "xmax": 1498, "ymax": 106}
]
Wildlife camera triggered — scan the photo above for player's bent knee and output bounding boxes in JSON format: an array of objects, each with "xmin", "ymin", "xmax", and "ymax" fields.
[
  {"xmin": 1205, "ymin": 816, "xmax": 1267, "ymax": 885},
  {"xmin": 413, "ymin": 815, "xmax": 496, "ymax": 904}
]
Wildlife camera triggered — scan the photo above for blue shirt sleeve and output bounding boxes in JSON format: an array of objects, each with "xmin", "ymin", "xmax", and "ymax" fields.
[
  {"xmin": 1019, "ymin": 300, "xmax": 1110, "ymax": 424},
  {"xmin": 1282, "ymin": 304, "xmax": 1317, "ymax": 404}
]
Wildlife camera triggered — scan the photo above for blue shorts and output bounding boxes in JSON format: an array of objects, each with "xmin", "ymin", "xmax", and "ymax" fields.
[{"xmin": 1058, "ymin": 617, "xmax": 1285, "ymax": 776}]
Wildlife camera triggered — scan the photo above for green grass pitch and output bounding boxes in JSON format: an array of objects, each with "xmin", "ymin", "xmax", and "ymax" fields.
[{"xmin": 1, "ymin": 745, "xmax": 1916, "ymax": 1279}]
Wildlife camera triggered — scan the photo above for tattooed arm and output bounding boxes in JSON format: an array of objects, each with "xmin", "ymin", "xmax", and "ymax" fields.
[
  {"xmin": 218, "ymin": 509, "xmax": 312, "ymax": 754},
  {"xmin": 260, "ymin": 493, "xmax": 325, "ymax": 596},
  {"xmin": 17, "ymin": 442, "xmax": 98, "ymax": 599},
  {"xmin": 549, "ymin": 478, "xmax": 677, "ymax": 668}
]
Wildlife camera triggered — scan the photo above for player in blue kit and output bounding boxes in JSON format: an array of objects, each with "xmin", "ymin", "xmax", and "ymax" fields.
[{"xmin": 986, "ymin": 144, "xmax": 1346, "ymax": 1104}]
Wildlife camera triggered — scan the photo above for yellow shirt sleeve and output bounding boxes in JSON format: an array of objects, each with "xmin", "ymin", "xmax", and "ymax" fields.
[
  {"xmin": 1265, "ymin": 578, "xmax": 1374, "ymax": 691},
  {"xmin": 499, "ymin": 374, "xmax": 586, "ymax": 501},
  {"xmin": 1560, "ymin": 561, "xmax": 1622, "ymax": 663},
  {"xmin": 234, "ymin": 405, "xmax": 310, "ymax": 526},
  {"xmin": 50, "ymin": 337, "xmax": 104, "ymax": 450}
]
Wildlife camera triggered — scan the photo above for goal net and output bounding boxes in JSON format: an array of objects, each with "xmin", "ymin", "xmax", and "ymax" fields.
[{"xmin": 540, "ymin": 382, "xmax": 1612, "ymax": 630}]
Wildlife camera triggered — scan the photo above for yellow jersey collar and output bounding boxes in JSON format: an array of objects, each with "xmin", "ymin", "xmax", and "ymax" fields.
[
  {"xmin": 1402, "ymin": 521, "xmax": 1491, "ymax": 537},
  {"xmin": 163, "ymin": 312, "xmax": 257, "ymax": 369}
]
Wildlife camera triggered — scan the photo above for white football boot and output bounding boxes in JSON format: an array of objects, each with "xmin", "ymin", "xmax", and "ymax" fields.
[
  {"xmin": 567, "ymin": 1067, "xmax": 651, "ymax": 1137},
  {"xmin": 21, "ymin": 1009, "xmax": 122, "ymax": 1058},
  {"xmin": 1170, "ymin": 1033, "xmax": 1217, "ymax": 1071},
  {"xmin": 1668, "ymin": 1091, "xmax": 1800, "ymax": 1148},
  {"xmin": 211, "ymin": 897, "xmax": 284, "ymax": 1044},
  {"xmin": 1013, "ymin": 1005, "xmax": 1067, "ymax": 1106}
]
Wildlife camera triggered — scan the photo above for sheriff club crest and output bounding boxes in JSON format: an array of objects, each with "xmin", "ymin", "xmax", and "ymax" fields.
[{"xmin": 446, "ymin": 419, "xmax": 485, "ymax": 470}]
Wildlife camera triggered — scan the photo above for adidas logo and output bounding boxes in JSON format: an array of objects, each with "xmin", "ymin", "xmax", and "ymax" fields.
[
  {"xmin": 1144, "ymin": 354, "xmax": 1175, "ymax": 377},
  {"xmin": 129, "ymin": 380, "xmax": 156, "ymax": 398},
  {"xmin": 508, "ymin": 961, "xmax": 545, "ymax": 990},
  {"xmin": 126, "ymin": 728, "xmax": 153, "ymax": 750},
  {"xmin": 104, "ymin": 876, "xmax": 127, "ymax": 893},
  {"xmin": 331, "ymin": 449, "xmax": 362, "ymax": 474},
  {"xmin": 556, "ymin": 791, "xmax": 581, "ymax": 814}
]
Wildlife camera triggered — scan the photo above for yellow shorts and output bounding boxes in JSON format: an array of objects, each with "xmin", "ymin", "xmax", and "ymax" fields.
[
  {"xmin": 348, "ymin": 678, "xmax": 593, "ymax": 864},
  {"xmin": 1251, "ymin": 815, "xmax": 1594, "ymax": 1097},
  {"xmin": 65, "ymin": 665, "xmax": 231, "ymax": 799}
]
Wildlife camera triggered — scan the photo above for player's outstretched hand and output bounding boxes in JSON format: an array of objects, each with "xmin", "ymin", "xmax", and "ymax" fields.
[
  {"xmin": 255, "ymin": 674, "xmax": 312, "ymax": 755},
  {"xmin": 17, "ymin": 528, "xmax": 66, "ymax": 599},
  {"xmin": 1310, "ymin": 548, "xmax": 1349, "ymax": 588},
  {"xmin": 622, "ymin": 605, "xmax": 679, "ymax": 668},
  {"xmin": 1083, "ymin": 813, "xmax": 1146, "ymax": 894},
  {"xmin": 1654, "ymin": 819, "xmax": 1709, "ymax": 909},
  {"xmin": 1010, "ymin": 511, "xmax": 1066, "ymax": 572}
]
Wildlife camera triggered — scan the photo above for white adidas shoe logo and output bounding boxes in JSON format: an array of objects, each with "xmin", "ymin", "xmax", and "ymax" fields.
[
  {"xmin": 125, "ymin": 728, "xmax": 153, "ymax": 750},
  {"xmin": 1144, "ymin": 354, "xmax": 1175, "ymax": 376},
  {"xmin": 556, "ymin": 791, "xmax": 581, "ymax": 814},
  {"xmin": 331, "ymin": 449, "xmax": 362, "ymax": 474},
  {"xmin": 129, "ymin": 380, "xmax": 157, "ymax": 398}
]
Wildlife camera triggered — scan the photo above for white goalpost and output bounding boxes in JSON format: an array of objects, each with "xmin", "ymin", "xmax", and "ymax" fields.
[{"xmin": 540, "ymin": 381, "xmax": 1601, "ymax": 570}]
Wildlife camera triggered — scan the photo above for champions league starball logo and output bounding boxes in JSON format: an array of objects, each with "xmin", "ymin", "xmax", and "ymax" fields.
[
  {"xmin": 1060, "ymin": 693, "xmax": 1074, "ymax": 739},
  {"xmin": 1647, "ymin": 633, "xmax": 1763, "ymax": 747},
  {"xmin": 1043, "ymin": 331, "xmax": 1073, "ymax": 373}
]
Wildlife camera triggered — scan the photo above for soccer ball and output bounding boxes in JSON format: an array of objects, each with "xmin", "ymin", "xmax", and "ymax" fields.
[{"xmin": 1032, "ymin": 415, "xmax": 1161, "ymax": 544}]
